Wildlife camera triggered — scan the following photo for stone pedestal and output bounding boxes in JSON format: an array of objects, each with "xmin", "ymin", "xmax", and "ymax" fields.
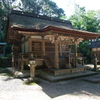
[
  {"xmin": 30, "ymin": 65, "xmax": 36, "ymax": 78},
  {"xmin": 93, "ymin": 57, "xmax": 97, "ymax": 71},
  {"xmin": 28, "ymin": 64, "xmax": 36, "ymax": 78}
]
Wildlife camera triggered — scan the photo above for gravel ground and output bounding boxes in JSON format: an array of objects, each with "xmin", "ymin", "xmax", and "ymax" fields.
[{"xmin": 0, "ymin": 69, "xmax": 100, "ymax": 100}]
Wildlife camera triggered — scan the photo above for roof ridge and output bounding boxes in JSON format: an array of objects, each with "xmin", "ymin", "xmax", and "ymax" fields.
[{"xmin": 11, "ymin": 10, "xmax": 71, "ymax": 24}]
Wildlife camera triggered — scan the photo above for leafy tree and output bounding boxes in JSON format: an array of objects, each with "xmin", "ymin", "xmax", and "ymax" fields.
[
  {"xmin": 0, "ymin": 1, "xmax": 7, "ymax": 42},
  {"xmin": 0, "ymin": 0, "xmax": 18, "ymax": 42},
  {"xmin": 69, "ymin": 5, "xmax": 100, "ymax": 32},
  {"xmin": 0, "ymin": 0, "xmax": 18, "ymax": 56},
  {"xmin": 21, "ymin": 0, "xmax": 65, "ymax": 18},
  {"xmin": 68, "ymin": 5, "xmax": 100, "ymax": 63}
]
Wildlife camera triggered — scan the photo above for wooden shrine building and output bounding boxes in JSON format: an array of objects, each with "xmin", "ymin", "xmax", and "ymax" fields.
[{"xmin": 5, "ymin": 10, "xmax": 100, "ymax": 75}]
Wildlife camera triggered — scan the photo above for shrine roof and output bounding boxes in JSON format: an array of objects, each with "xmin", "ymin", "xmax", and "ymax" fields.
[
  {"xmin": 88, "ymin": 41, "xmax": 100, "ymax": 48},
  {"xmin": 8, "ymin": 10, "xmax": 72, "ymax": 30}
]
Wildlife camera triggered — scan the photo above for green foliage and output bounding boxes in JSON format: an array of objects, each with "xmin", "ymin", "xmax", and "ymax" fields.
[
  {"xmin": 0, "ymin": 0, "xmax": 18, "ymax": 55},
  {"xmin": 69, "ymin": 5, "xmax": 100, "ymax": 32},
  {"xmin": 0, "ymin": 0, "xmax": 18, "ymax": 42},
  {"xmin": 68, "ymin": 5, "xmax": 100, "ymax": 63},
  {"xmin": 21, "ymin": 0, "xmax": 65, "ymax": 18},
  {"xmin": 0, "ymin": 2, "xmax": 6, "ymax": 42},
  {"xmin": 78, "ymin": 41, "xmax": 90, "ymax": 55},
  {"xmin": 78, "ymin": 41, "xmax": 91, "ymax": 63}
]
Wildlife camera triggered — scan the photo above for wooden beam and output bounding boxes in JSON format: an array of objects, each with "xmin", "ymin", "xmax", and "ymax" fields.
[
  {"xmin": 29, "ymin": 38, "xmax": 50, "ymax": 42},
  {"xmin": 9, "ymin": 36, "xmax": 21, "ymax": 41},
  {"xmin": 18, "ymin": 30, "xmax": 98, "ymax": 42}
]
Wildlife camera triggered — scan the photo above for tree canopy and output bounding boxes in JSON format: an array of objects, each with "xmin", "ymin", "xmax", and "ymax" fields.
[
  {"xmin": 20, "ymin": 0, "xmax": 65, "ymax": 18},
  {"xmin": 68, "ymin": 5, "xmax": 100, "ymax": 32},
  {"xmin": 68, "ymin": 5, "xmax": 100, "ymax": 63}
]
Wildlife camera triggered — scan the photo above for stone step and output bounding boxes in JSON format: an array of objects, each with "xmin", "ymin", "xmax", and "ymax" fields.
[{"xmin": 38, "ymin": 70, "xmax": 98, "ymax": 82}]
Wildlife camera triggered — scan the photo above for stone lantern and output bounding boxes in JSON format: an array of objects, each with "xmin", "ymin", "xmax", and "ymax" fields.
[
  {"xmin": 92, "ymin": 53, "xmax": 98, "ymax": 71},
  {"xmin": 28, "ymin": 54, "xmax": 36, "ymax": 78}
]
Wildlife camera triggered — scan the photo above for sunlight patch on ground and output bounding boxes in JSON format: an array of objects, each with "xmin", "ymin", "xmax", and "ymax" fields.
[{"xmin": 53, "ymin": 90, "xmax": 99, "ymax": 100}]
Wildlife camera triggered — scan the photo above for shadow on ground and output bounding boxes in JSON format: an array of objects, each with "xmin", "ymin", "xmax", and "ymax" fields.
[
  {"xmin": 0, "ymin": 67, "xmax": 13, "ymax": 81},
  {"xmin": 38, "ymin": 76, "xmax": 100, "ymax": 98}
]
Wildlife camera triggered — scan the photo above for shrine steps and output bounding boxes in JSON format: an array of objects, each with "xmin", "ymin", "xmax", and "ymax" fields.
[{"xmin": 44, "ymin": 58, "xmax": 54, "ymax": 69}]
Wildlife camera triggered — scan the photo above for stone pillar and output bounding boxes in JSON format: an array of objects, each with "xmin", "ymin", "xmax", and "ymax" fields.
[
  {"xmin": 54, "ymin": 40, "xmax": 59, "ymax": 69},
  {"xmin": 30, "ymin": 65, "xmax": 36, "ymax": 78},
  {"xmin": 93, "ymin": 55, "xmax": 97, "ymax": 71},
  {"xmin": 27, "ymin": 64, "xmax": 36, "ymax": 83}
]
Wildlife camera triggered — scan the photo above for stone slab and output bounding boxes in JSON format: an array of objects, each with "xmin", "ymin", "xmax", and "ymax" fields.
[
  {"xmin": 38, "ymin": 70, "xmax": 98, "ymax": 82},
  {"xmin": 83, "ymin": 74, "xmax": 100, "ymax": 83}
]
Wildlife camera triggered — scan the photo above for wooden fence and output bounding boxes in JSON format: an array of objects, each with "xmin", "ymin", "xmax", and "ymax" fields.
[{"xmin": 0, "ymin": 57, "xmax": 12, "ymax": 68}]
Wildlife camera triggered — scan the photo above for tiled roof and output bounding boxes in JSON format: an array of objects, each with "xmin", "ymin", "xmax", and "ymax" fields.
[
  {"xmin": 88, "ymin": 41, "xmax": 100, "ymax": 48},
  {"xmin": 9, "ymin": 10, "xmax": 73, "ymax": 30}
]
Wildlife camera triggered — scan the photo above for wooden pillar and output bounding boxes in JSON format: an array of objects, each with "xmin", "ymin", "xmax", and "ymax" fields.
[
  {"xmin": 28, "ymin": 37, "xmax": 32, "ymax": 58},
  {"xmin": 68, "ymin": 45, "xmax": 71, "ymax": 68},
  {"xmin": 54, "ymin": 40, "xmax": 59, "ymax": 69},
  {"xmin": 82, "ymin": 57, "xmax": 84, "ymax": 66},
  {"xmin": 59, "ymin": 43, "xmax": 62, "ymax": 56},
  {"xmin": 18, "ymin": 59, "xmax": 20, "ymax": 70},
  {"xmin": 24, "ymin": 37, "xmax": 25, "ymax": 53},
  {"xmin": 74, "ymin": 42, "xmax": 78, "ymax": 67},
  {"xmin": 42, "ymin": 38, "xmax": 45, "ymax": 56},
  {"xmin": 28, "ymin": 37, "xmax": 32, "ymax": 52},
  {"xmin": 21, "ymin": 55, "xmax": 24, "ymax": 72},
  {"xmin": 91, "ymin": 48, "xmax": 93, "ymax": 63}
]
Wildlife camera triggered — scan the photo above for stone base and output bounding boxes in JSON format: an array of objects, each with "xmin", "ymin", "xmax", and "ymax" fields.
[
  {"xmin": 25, "ymin": 77, "xmax": 35, "ymax": 83},
  {"xmin": 44, "ymin": 66, "xmax": 88, "ymax": 75}
]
